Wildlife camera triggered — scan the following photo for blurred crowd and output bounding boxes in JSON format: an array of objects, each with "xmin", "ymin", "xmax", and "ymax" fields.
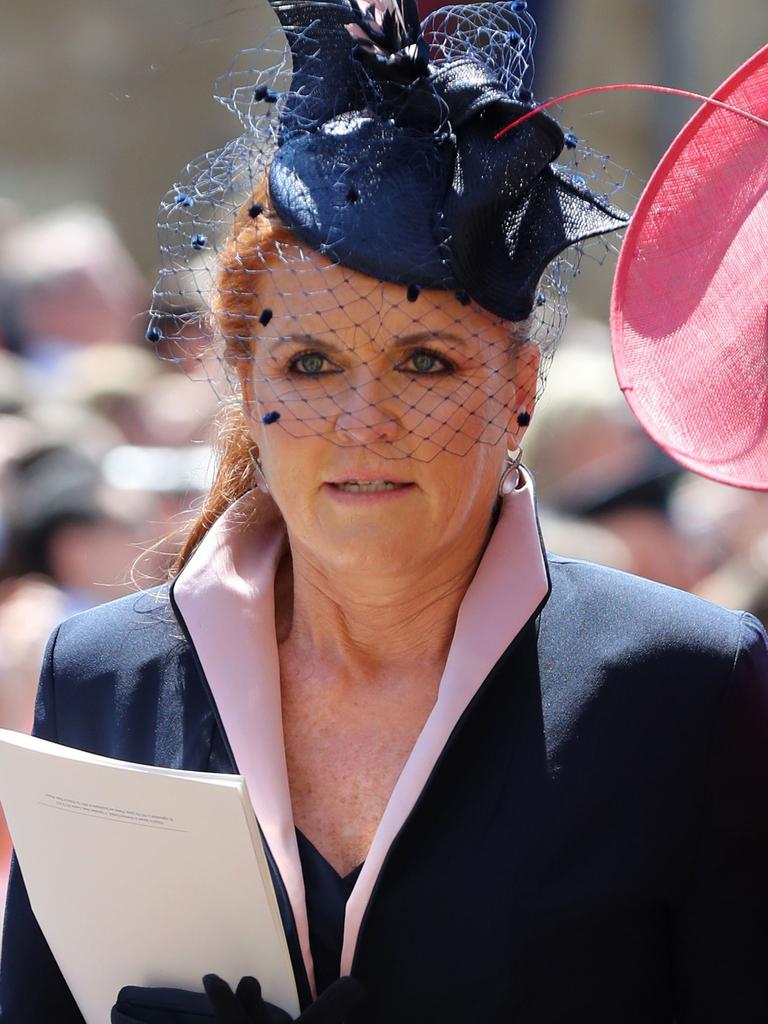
[
  {"xmin": 0, "ymin": 201, "xmax": 219, "ymax": 900},
  {"xmin": 2, "ymin": 198, "xmax": 768, "ymax": 909}
]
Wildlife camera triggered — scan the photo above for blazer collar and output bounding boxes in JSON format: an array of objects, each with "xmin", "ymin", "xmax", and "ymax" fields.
[{"xmin": 172, "ymin": 470, "xmax": 549, "ymax": 992}]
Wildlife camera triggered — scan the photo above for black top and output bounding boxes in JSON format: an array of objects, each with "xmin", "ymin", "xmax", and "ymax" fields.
[{"xmin": 295, "ymin": 829, "xmax": 363, "ymax": 994}]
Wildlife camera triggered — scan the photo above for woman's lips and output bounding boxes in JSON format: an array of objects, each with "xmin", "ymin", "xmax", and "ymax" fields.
[
  {"xmin": 322, "ymin": 480, "xmax": 415, "ymax": 502},
  {"xmin": 330, "ymin": 480, "xmax": 406, "ymax": 493}
]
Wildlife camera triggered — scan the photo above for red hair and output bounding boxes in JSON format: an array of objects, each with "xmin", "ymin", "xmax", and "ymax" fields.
[{"xmin": 170, "ymin": 188, "xmax": 296, "ymax": 575}]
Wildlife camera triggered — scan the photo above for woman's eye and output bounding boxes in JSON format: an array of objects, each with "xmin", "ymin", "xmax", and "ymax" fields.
[
  {"xmin": 290, "ymin": 351, "xmax": 331, "ymax": 375},
  {"xmin": 402, "ymin": 349, "xmax": 454, "ymax": 374}
]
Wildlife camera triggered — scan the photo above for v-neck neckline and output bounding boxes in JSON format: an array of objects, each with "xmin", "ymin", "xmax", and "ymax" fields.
[{"xmin": 295, "ymin": 828, "xmax": 364, "ymax": 886}]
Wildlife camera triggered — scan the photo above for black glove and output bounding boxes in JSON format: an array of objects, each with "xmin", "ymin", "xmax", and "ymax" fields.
[
  {"xmin": 111, "ymin": 974, "xmax": 366, "ymax": 1024},
  {"xmin": 202, "ymin": 975, "xmax": 292, "ymax": 1024}
]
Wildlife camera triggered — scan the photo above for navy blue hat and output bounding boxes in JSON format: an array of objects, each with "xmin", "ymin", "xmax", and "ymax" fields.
[{"xmin": 267, "ymin": 0, "xmax": 629, "ymax": 321}]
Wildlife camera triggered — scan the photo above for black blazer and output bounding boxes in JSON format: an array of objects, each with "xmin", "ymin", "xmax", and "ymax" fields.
[{"xmin": 2, "ymin": 555, "xmax": 767, "ymax": 1023}]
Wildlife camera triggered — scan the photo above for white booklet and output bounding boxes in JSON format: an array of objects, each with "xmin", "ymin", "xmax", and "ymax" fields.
[{"xmin": 0, "ymin": 728, "xmax": 300, "ymax": 1023}]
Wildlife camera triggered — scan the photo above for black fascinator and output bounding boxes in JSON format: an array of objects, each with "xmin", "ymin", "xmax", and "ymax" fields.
[{"xmin": 267, "ymin": 0, "xmax": 628, "ymax": 320}]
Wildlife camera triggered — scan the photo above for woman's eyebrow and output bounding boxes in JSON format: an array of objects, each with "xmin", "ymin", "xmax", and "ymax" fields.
[
  {"xmin": 393, "ymin": 331, "xmax": 467, "ymax": 349},
  {"xmin": 265, "ymin": 331, "xmax": 469, "ymax": 354},
  {"xmin": 266, "ymin": 334, "xmax": 344, "ymax": 353}
]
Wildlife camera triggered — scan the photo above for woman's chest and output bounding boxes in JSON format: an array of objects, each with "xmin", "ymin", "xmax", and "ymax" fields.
[{"xmin": 280, "ymin": 671, "xmax": 439, "ymax": 877}]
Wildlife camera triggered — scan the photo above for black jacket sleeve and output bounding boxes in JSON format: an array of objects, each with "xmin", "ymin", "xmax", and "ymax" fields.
[
  {"xmin": 0, "ymin": 625, "xmax": 86, "ymax": 1023},
  {"xmin": 673, "ymin": 612, "xmax": 768, "ymax": 1022}
]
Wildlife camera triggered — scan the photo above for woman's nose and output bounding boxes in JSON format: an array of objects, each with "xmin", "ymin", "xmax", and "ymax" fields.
[{"xmin": 333, "ymin": 374, "xmax": 402, "ymax": 445}]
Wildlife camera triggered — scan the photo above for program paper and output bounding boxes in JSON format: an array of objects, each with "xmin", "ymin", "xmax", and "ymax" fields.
[{"xmin": 0, "ymin": 729, "xmax": 299, "ymax": 1023}]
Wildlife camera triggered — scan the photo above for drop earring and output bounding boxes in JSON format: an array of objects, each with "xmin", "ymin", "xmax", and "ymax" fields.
[{"xmin": 498, "ymin": 447, "xmax": 523, "ymax": 497}]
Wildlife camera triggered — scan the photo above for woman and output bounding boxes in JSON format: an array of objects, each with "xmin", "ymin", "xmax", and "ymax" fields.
[{"xmin": 2, "ymin": 1, "xmax": 767, "ymax": 1021}]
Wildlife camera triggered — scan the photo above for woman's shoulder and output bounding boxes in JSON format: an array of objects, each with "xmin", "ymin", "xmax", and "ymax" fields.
[
  {"xmin": 27, "ymin": 580, "xmax": 230, "ymax": 779},
  {"xmin": 43, "ymin": 584, "xmax": 193, "ymax": 709},
  {"xmin": 543, "ymin": 552, "xmax": 766, "ymax": 678},
  {"xmin": 37, "ymin": 583, "xmax": 217, "ymax": 759},
  {"xmin": 51, "ymin": 584, "xmax": 179, "ymax": 664}
]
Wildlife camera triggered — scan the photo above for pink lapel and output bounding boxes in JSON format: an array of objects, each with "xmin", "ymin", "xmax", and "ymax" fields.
[
  {"xmin": 172, "ymin": 472, "xmax": 548, "ymax": 989},
  {"xmin": 340, "ymin": 473, "xmax": 548, "ymax": 971},
  {"xmin": 171, "ymin": 497, "xmax": 317, "ymax": 995}
]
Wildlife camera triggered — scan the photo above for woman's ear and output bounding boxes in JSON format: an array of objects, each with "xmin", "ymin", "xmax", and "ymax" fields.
[
  {"xmin": 508, "ymin": 339, "xmax": 540, "ymax": 447},
  {"xmin": 235, "ymin": 358, "xmax": 261, "ymax": 441}
]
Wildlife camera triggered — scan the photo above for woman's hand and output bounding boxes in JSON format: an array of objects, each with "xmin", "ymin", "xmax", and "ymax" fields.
[
  {"xmin": 202, "ymin": 974, "xmax": 292, "ymax": 1024},
  {"xmin": 111, "ymin": 974, "xmax": 366, "ymax": 1024},
  {"xmin": 204, "ymin": 974, "xmax": 365, "ymax": 1023}
]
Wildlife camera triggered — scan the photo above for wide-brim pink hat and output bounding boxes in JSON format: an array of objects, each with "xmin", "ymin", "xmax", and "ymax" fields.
[{"xmin": 610, "ymin": 45, "xmax": 768, "ymax": 489}]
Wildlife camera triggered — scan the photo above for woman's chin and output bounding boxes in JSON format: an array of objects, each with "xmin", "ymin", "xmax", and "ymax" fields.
[{"xmin": 313, "ymin": 522, "xmax": 428, "ymax": 577}]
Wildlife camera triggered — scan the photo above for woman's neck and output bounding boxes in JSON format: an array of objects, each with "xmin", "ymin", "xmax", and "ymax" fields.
[{"xmin": 276, "ymin": 525, "xmax": 492, "ymax": 685}]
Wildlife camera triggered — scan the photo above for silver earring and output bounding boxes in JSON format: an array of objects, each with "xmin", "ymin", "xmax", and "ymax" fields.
[
  {"xmin": 248, "ymin": 446, "xmax": 270, "ymax": 494},
  {"xmin": 498, "ymin": 447, "xmax": 523, "ymax": 498}
]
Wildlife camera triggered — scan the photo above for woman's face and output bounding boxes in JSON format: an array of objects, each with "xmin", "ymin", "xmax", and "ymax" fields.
[{"xmin": 237, "ymin": 249, "xmax": 539, "ymax": 576}]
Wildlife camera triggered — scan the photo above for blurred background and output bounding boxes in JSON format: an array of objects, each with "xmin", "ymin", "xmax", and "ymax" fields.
[{"xmin": 0, "ymin": 0, "xmax": 765, "ymax": 903}]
